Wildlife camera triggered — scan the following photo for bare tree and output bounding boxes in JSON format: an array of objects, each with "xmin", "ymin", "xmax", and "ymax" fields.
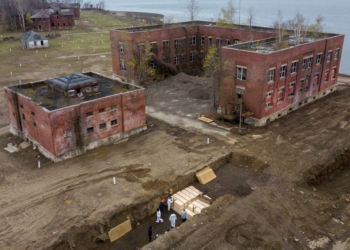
[
  {"xmin": 293, "ymin": 11, "xmax": 308, "ymax": 44},
  {"xmin": 272, "ymin": 10, "xmax": 285, "ymax": 45},
  {"xmin": 186, "ymin": 0, "xmax": 201, "ymax": 21},
  {"xmin": 13, "ymin": 0, "xmax": 29, "ymax": 32},
  {"xmin": 162, "ymin": 15, "xmax": 174, "ymax": 24},
  {"xmin": 308, "ymin": 16, "xmax": 325, "ymax": 39},
  {"xmin": 246, "ymin": 7, "xmax": 254, "ymax": 28},
  {"xmin": 96, "ymin": 0, "xmax": 105, "ymax": 10},
  {"xmin": 216, "ymin": 0, "xmax": 236, "ymax": 27}
]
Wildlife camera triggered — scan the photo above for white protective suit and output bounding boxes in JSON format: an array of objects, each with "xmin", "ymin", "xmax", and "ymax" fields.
[
  {"xmin": 167, "ymin": 197, "xmax": 174, "ymax": 211},
  {"xmin": 156, "ymin": 209, "xmax": 163, "ymax": 223},
  {"xmin": 169, "ymin": 214, "xmax": 177, "ymax": 228}
]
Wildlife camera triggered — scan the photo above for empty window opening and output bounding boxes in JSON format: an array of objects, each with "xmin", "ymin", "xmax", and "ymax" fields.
[
  {"xmin": 299, "ymin": 102, "xmax": 302, "ymax": 106},
  {"xmin": 65, "ymin": 130, "xmax": 72, "ymax": 137},
  {"xmin": 111, "ymin": 119, "xmax": 118, "ymax": 126},
  {"xmin": 33, "ymin": 122, "xmax": 37, "ymax": 127},
  {"xmin": 31, "ymin": 111, "xmax": 35, "ymax": 117},
  {"xmin": 68, "ymin": 90, "xmax": 75, "ymax": 96},
  {"xmin": 278, "ymin": 114, "xmax": 282, "ymax": 117},
  {"xmin": 20, "ymin": 104, "xmax": 23, "ymax": 109},
  {"xmin": 99, "ymin": 123, "xmax": 107, "ymax": 130},
  {"xmin": 86, "ymin": 87, "xmax": 92, "ymax": 92},
  {"xmin": 86, "ymin": 111, "xmax": 93, "ymax": 117},
  {"xmin": 99, "ymin": 108, "xmax": 106, "ymax": 113},
  {"xmin": 87, "ymin": 127, "xmax": 94, "ymax": 133},
  {"xmin": 93, "ymin": 86, "xmax": 99, "ymax": 92},
  {"xmin": 288, "ymin": 107, "xmax": 293, "ymax": 111},
  {"xmin": 110, "ymin": 105, "xmax": 117, "ymax": 111},
  {"xmin": 313, "ymin": 96, "xmax": 316, "ymax": 100},
  {"xmin": 22, "ymin": 114, "xmax": 25, "ymax": 120}
]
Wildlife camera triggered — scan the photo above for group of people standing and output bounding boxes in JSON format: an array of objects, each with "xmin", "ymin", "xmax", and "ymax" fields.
[{"xmin": 148, "ymin": 196, "xmax": 187, "ymax": 242}]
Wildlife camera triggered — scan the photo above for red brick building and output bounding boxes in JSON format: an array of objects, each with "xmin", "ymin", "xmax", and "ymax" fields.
[
  {"xmin": 5, "ymin": 72, "xmax": 146, "ymax": 162},
  {"xmin": 30, "ymin": 2, "xmax": 79, "ymax": 31},
  {"xmin": 110, "ymin": 22, "xmax": 344, "ymax": 125}
]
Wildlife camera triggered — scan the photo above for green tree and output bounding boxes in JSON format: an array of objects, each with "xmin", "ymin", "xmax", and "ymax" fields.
[
  {"xmin": 216, "ymin": 0, "xmax": 236, "ymax": 27},
  {"xmin": 203, "ymin": 45, "xmax": 232, "ymax": 109},
  {"xmin": 308, "ymin": 16, "xmax": 325, "ymax": 39}
]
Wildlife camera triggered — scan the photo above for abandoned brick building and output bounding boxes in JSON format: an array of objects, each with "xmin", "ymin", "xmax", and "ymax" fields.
[
  {"xmin": 30, "ymin": 2, "xmax": 80, "ymax": 32},
  {"xmin": 5, "ymin": 72, "xmax": 146, "ymax": 162},
  {"xmin": 110, "ymin": 21, "xmax": 344, "ymax": 125}
]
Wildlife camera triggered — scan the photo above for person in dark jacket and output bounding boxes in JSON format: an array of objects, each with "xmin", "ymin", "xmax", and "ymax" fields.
[{"xmin": 148, "ymin": 226, "xmax": 153, "ymax": 242}]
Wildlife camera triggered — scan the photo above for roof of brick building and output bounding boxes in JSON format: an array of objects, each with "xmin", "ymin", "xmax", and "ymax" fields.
[{"xmin": 48, "ymin": 74, "xmax": 97, "ymax": 90}]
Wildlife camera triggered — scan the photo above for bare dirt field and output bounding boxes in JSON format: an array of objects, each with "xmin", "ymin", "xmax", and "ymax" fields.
[{"xmin": 0, "ymin": 72, "xmax": 350, "ymax": 250}]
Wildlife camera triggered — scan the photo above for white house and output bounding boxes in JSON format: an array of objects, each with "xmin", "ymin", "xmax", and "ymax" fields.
[{"xmin": 19, "ymin": 30, "xmax": 49, "ymax": 49}]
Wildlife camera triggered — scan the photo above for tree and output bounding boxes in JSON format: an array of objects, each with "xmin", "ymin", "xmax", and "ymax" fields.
[
  {"xmin": 308, "ymin": 16, "xmax": 325, "ymax": 39},
  {"xmin": 162, "ymin": 15, "xmax": 174, "ymax": 24},
  {"xmin": 96, "ymin": 0, "xmax": 105, "ymax": 10},
  {"xmin": 272, "ymin": 10, "xmax": 285, "ymax": 46},
  {"xmin": 216, "ymin": 0, "xmax": 236, "ymax": 27},
  {"xmin": 293, "ymin": 11, "xmax": 307, "ymax": 44},
  {"xmin": 186, "ymin": 0, "xmax": 200, "ymax": 21},
  {"xmin": 246, "ymin": 7, "xmax": 254, "ymax": 28},
  {"xmin": 13, "ymin": 0, "xmax": 29, "ymax": 32},
  {"xmin": 203, "ymin": 45, "xmax": 232, "ymax": 108}
]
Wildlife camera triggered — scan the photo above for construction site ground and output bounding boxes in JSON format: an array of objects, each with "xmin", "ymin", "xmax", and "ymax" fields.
[{"xmin": 1, "ymin": 71, "xmax": 350, "ymax": 249}]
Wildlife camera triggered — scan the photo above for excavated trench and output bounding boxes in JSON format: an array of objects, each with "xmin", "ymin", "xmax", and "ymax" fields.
[
  {"xmin": 50, "ymin": 152, "xmax": 272, "ymax": 250},
  {"xmin": 303, "ymin": 148, "xmax": 350, "ymax": 187}
]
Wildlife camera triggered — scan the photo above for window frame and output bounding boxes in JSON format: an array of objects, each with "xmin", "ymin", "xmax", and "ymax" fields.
[
  {"xmin": 268, "ymin": 68, "xmax": 275, "ymax": 83},
  {"xmin": 291, "ymin": 61, "xmax": 298, "ymax": 74},
  {"xmin": 190, "ymin": 36, "xmax": 196, "ymax": 45},
  {"xmin": 280, "ymin": 64, "xmax": 287, "ymax": 78},
  {"xmin": 236, "ymin": 66, "xmax": 247, "ymax": 81},
  {"xmin": 316, "ymin": 53, "xmax": 322, "ymax": 65}
]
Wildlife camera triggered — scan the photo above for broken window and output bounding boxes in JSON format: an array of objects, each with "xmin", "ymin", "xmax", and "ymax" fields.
[
  {"xmin": 201, "ymin": 36, "xmax": 205, "ymax": 45},
  {"xmin": 150, "ymin": 42, "xmax": 157, "ymax": 52},
  {"xmin": 324, "ymin": 70, "xmax": 329, "ymax": 82},
  {"xmin": 31, "ymin": 111, "xmax": 35, "ymax": 117},
  {"xmin": 174, "ymin": 55, "xmax": 179, "ymax": 65},
  {"xmin": 99, "ymin": 123, "xmax": 107, "ymax": 130},
  {"xmin": 334, "ymin": 49, "xmax": 339, "ymax": 60},
  {"xmin": 65, "ymin": 130, "xmax": 72, "ymax": 137},
  {"xmin": 163, "ymin": 40, "xmax": 170, "ymax": 47},
  {"xmin": 291, "ymin": 61, "xmax": 298, "ymax": 74},
  {"xmin": 307, "ymin": 57, "xmax": 313, "ymax": 68},
  {"xmin": 237, "ymin": 66, "xmax": 247, "ymax": 80},
  {"xmin": 93, "ymin": 86, "xmax": 99, "ymax": 92},
  {"xmin": 111, "ymin": 119, "xmax": 118, "ymax": 126},
  {"xmin": 190, "ymin": 36, "xmax": 196, "ymax": 45},
  {"xmin": 22, "ymin": 114, "xmax": 25, "ymax": 120},
  {"xmin": 33, "ymin": 122, "xmax": 37, "ymax": 127},
  {"xmin": 20, "ymin": 104, "xmax": 23, "ymax": 109},
  {"xmin": 86, "ymin": 87, "xmax": 91, "ymax": 92},
  {"xmin": 86, "ymin": 111, "xmax": 93, "ymax": 117},
  {"xmin": 327, "ymin": 51, "xmax": 332, "ymax": 62},
  {"xmin": 150, "ymin": 61, "xmax": 157, "ymax": 70},
  {"xmin": 225, "ymin": 39, "xmax": 230, "ymax": 45},
  {"xmin": 331, "ymin": 67, "xmax": 337, "ymax": 79},
  {"xmin": 280, "ymin": 64, "xmax": 287, "ymax": 78},
  {"xmin": 119, "ymin": 43, "xmax": 124, "ymax": 53},
  {"xmin": 316, "ymin": 53, "xmax": 322, "ymax": 65},
  {"xmin": 174, "ymin": 39, "xmax": 180, "ymax": 48},
  {"xmin": 302, "ymin": 59, "xmax": 307, "ymax": 70},
  {"xmin": 99, "ymin": 108, "xmax": 106, "ymax": 113},
  {"xmin": 268, "ymin": 68, "xmax": 275, "ymax": 82},
  {"xmin": 208, "ymin": 37, "xmax": 212, "ymax": 46},
  {"xmin": 87, "ymin": 127, "xmax": 94, "ymax": 133},
  {"xmin": 190, "ymin": 51, "xmax": 195, "ymax": 62},
  {"xmin": 68, "ymin": 90, "xmax": 75, "ymax": 96},
  {"xmin": 110, "ymin": 105, "xmax": 117, "ymax": 111},
  {"xmin": 120, "ymin": 59, "xmax": 126, "ymax": 71}
]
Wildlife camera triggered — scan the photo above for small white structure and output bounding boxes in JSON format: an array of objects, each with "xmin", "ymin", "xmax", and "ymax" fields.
[{"xmin": 19, "ymin": 30, "xmax": 48, "ymax": 49}]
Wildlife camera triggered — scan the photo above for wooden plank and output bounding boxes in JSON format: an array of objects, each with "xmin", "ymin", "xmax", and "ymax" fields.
[
  {"xmin": 198, "ymin": 116, "xmax": 213, "ymax": 123},
  {"xmin": 108, "ymin": 219, "xmax": 132, "ymax": 242}
]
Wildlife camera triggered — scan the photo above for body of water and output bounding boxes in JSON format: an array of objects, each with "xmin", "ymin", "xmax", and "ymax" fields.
[{"xmin": 92, "ymin": 0, "xmax": 349, "ymax": 74}]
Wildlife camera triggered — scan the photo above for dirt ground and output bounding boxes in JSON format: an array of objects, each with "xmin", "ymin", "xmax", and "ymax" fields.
[{"xmin": 0, "ymin": 72, "xmax": 350, "ymax": 250}]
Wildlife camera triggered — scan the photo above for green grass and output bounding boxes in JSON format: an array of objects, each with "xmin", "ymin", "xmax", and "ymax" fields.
[{"xmin": 0, "ymin": 9, "xmax": 153, "ymax": 87}]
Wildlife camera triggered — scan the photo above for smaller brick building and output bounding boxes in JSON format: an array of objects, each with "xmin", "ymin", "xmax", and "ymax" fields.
[
  {"xmin": 5, "ymin": 72, "xmax": 146, "ymax": 162},
  {"xmin": 30, "ymin": 2, "xmax": 79, "ymax": 31}
]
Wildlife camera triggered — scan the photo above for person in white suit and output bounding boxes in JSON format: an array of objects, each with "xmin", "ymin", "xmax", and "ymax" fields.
[
  {"xmin": 167, "ymin": 196, "xmax": 174, "ymax": 211},
  {"xmin": 156, "ymin": 208, "xmax": 163, "ymax": 223},
  {"xmin": 169, "ymin": 213, "xmax": 177, "ymax": 228}
]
